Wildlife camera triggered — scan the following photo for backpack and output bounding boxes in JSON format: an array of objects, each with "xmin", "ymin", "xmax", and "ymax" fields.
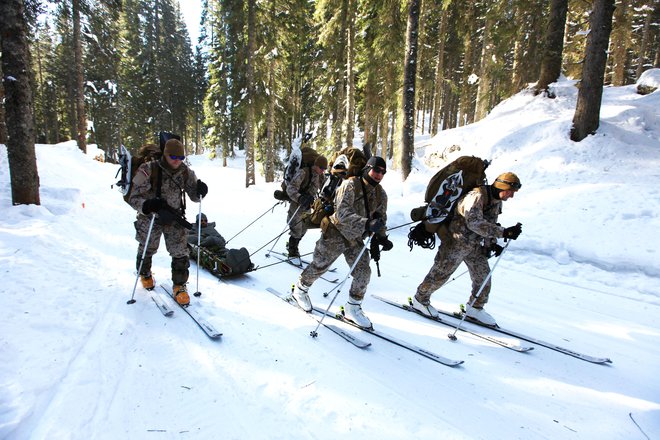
[
  {"xmin": 302, "ymin": 147, "xmax": 370, "ymax": 229},
  {"xmin": 114, "ymin": 144, "xmax": 162, "ymax": 205},
  {"xmin": 408, "ymin": 156, "xmax": 490, "ymax": 249},
  {"xmin": 330, "ymin": 146, "xmax": 368, "ymax": 177},
  {"xmin": 114, "ymin": 132, "xmax": 180, "ymax": 205},
  {"xmin": 274, "ymin": 146, "xmax": 321, "ymax": 201}
]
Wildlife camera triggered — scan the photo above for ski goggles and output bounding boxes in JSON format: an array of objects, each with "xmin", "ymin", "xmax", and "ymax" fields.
[
  {"xmin": 169, "ymin": 155, "xmax": 185, "ymax": 161},
  {"xmin": 372, "ymin": 166, "xmax": 387, "ymax": 175},
  {"xmin": 495, "ymin": 178, "xmax": 521, "ymax": 190}
]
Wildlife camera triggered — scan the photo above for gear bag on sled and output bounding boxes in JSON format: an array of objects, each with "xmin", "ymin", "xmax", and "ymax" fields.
[
  {"xmin": 189, "ymin": 244, "xmax": 254, "ymax": 278},
  {"xmin": 408, "ymin": 156, "xmax": 490, "ymax": 249}
]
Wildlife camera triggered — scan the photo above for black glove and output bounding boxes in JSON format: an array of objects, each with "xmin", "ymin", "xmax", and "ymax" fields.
[
  {"xmin": 142, "ymin": 198, "xmax": 165, "ymax": 215},
  {"xmin": 156, "ymin": 207, "xmax": 177, "ymax": 226},
  {"xmin": 366, "ymin": 217, "xmax": 385, "ymax": 233},
  {"xmin": 379, "ymin": 235, "xmax": 393, "ymax": 251},
  {"xmin": 298, "ymin": 193, "xmax": 314, "ymax": 210},
  {"xmin": 503, "ymin": 223, "xmax": 522, "ymax": 240},
  {"xmin": 196, "ymin": 180, "xmax": 208, "ymax": 198},
  {"xmin": 489, "ymin": 243, "xmax": 504, "ymax": 257}
]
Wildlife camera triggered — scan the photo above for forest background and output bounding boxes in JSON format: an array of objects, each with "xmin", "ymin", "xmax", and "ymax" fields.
[{"xmin": 1, "ymin": 0, "xmax": 659, "ymax": 189}]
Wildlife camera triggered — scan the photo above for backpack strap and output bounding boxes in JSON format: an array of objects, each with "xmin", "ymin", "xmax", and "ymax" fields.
[
  {"xmin": 358, "ymin": 177, "xmax": 372, "ymax": 220},
  {"xmin": 153, "ymin": 161, "xmax": 187, "ymax": 215}
]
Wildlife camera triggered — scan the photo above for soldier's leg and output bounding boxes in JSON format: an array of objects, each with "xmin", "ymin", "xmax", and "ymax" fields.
[
  {"xmin": 414, "ymin": 243, "xmax": 467, "ymax": 303},
  {"xmin": 343, "ymin": 241, "xmax": 372, "ymax": 301},
  {"xmin": 164, "ymin": 225, "xmax": 190, "ymax": 285},
  {"xmin": 135, "ymin": 218, "xmax": 162, "ymax": 275},
  {"xmin": 299, "ymin": 228, "xmax": 343, "ymax": 287},
  {"xmin": 464, "ymin": 246, "xmax": 493, "ymax": 309}
]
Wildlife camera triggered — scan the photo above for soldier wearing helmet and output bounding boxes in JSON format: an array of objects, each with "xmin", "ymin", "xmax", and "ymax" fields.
[{"xmin": 410, "ymin": 171, "xmax": 523, "ymax": 326}]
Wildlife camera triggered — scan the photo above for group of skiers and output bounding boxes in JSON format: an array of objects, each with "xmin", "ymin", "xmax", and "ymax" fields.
[{"xmin": 128, "ymin": 137, "xmax": 522, "ymax": 329}]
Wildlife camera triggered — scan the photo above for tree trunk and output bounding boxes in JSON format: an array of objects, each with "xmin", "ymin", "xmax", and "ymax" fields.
[
  {"xmin": 475, "ymin": 15, "xmax": 493, "ymax": 121},
  {"xmin": 244, "ymin": 0, "xmax": 256, "ymax": 187},
  {"xmin": 459, "ymin": 2, "xmax": 476, "ymax": 126},
  {"xmin": 0, "ymin": 0, "xmax": 41, "ymax": 205},
  {"xmin": 72, "ymin": 0, "xmax": 87, "ymax": 153},
  {"xmin": 0, "ymin": 72, "xmax": 6, "ymax": 143},
  {"xmin": 333, "ymin": 0, "xmax": 349, "ymax": 151},
  {"xmin": 635, "ymin": 4, "xmax": 653, "ymax": 80},
  {"xmin": 535, "ymin": 0, "xmax": 569, "ymax": 94},
  {"xmin": 570, "ymin": 0, "xmax": 615, "ymax": 142},
  {"xmin": 401, "ymin": 0, "xmax": 421, "ymax": 180},
  {"xmin": 431, "ymin": 8, "xmax": 447, "ymax": 136},
  {"xmin": 265, "ymin": 58, "xmax": 276, "ymax": 183},
  {"xmin": 345, "ymin": 0, "xmax": 356, "ymax": 148},
  {"xmin": 610, "ymin": 0, "xmax": 629, "ymax": 86}
]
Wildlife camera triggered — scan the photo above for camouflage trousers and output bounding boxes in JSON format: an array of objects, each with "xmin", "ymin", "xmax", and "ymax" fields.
[
  {"xmin": 416, "ymin": 239, "xmax": 492, "ymax": 309},
  {"xmin": 299, "ymin": 225, "xmax": 371, "ymax": 301},
  {"xmin": 287, "ymin": 202, "xmax": 309, "ymax": 240},
  {"xmin": 134, "ymin": 215, "xmax": 190, "ymax": 285}
]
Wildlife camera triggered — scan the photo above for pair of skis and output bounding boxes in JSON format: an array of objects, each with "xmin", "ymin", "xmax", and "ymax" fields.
[
  {"xmin": 372, "ymin": 295, "xmax": 612, "ymax": 364},
  {"xmin": 266, "ymin": 287, "xmax": 464, "ymax": 368},
  {"xmin": 149, "ymin": 285, "xmax": 222, "ymax": 339}
]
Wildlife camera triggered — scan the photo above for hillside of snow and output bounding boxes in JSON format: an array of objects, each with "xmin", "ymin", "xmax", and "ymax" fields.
[{"xmin": 1, "ymin": 77, "xmax": 659, "ymax": 440}]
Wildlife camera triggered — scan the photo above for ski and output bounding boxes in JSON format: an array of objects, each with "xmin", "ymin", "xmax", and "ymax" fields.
[
  {"xmin": 266, "ymin": 288, "xmax": 371, "ymax": 349},
  {"xmin": 149, "ymin": 289, "xmax": 174, "ymax": 317},
  {"xmin": 372, "ymin": 295, "xmax": 533, "ymax": 353},
  {"xmin": 268, "ymin": 253, "xmax": 339, "ymax": 283},
  {"xmin": 269, "ymin": 251, "xmax": 337, "ymax": 272},
  {"xmin": 159, "ymin": 284, "xmax": 222, "ymax": 339},
  {"xmin": 439, "ymin": 307, "xmax": 612, "ymax": 364},
  {"xmin": 312, "ymin": 305, "xmax": 464, "ymax": 367}
]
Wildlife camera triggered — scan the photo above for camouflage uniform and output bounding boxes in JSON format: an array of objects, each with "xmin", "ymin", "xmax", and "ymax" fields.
[
  {"xmin": 300, "ymin": 176, "xmax": 387, "ymax": 301},
  {"xmin": 416, "ymin": 186, "xmax": 505, "ymax": 308},
  {"xmin": 286, "ymin": 167, "xmax": 324, "ymax": 239},
  {"xmin": 129, "ymin": 159, "xmax": 200, "ymax": 285}
]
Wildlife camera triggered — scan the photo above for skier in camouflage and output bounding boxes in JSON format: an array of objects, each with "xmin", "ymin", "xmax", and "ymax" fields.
[
  {"xmin": 129, "ymin": 138, "xmax": 208, "ymax": 306},
  {"xmin": 292, "ymin": 156, "xmax": 393, "ymax": 329},
  {"xmin": 411, "ymin": 172, "xmax": 523, "ymax": 326},
  {"xmin": 285, "ymin": 155, "xmax": 328, "ymax": 263}
]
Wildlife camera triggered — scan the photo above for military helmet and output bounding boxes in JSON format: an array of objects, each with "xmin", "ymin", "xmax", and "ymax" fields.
[{"xmin": 493, "ymin": 172, "xmax": 521, "ymax": 191}]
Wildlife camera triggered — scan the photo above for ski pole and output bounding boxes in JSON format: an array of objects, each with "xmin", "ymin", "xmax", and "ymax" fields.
[
  {"xmin": 225, "ymin": 201, "xmax": 282, "ymax": 245},
  {"xmin": 266, "ymin": 204, "xmax": 301, "ymax": 257},
  {"xmin": 193, "ymin": 200, "xmax": 203, "ymax": 297},
  {"xmin": 447, "ymin": 240, "xmax": 510, "ymax": 341},
  {"xmin": 127, "ymin": 213, "xmax": 157, "ymax": 305},
  {"xmin": 310, "ymin": 234, "xmax": 374, "ymax": 338}
]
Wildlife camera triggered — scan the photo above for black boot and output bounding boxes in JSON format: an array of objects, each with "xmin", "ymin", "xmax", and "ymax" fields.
[{"xmin": 286, "ymin": 237, "xmax": 301, "ymax": 258}]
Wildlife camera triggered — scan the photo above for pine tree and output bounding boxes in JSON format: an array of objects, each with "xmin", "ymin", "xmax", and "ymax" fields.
[
  {"xmin": 0, "ymin": 0, "xmax": 41, "ymax": 205},
  {"xmin": 401, "ymin": 0, "xmax": 421, "ymax": 180},
  {"xmin": 571, "ymin": 0, "xmax": 615, "ymax": 142}
]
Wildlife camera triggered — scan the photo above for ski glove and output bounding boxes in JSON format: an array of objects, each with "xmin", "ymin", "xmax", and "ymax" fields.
[
  {"xmin": 489, "ymin": 243, "xmax": 504, "ymax": 257},
  {"xmin": 196, "ymin": 180, "xmax": 208, "ymax": 198},
  {"xmin": 142, "ymin": 198, "xmax": 165, "ymax": 215},
  {"xmin": 157, "ymin": 208, "xmax": 177, "ymax": 226},
  {"xmin": 502, "ymin": 223, "xmax": 522, "ymax": 240},
  {"xmin": 366, "ymin": 217, "xmax": 385, "ymax": 233},
  {"xmin": 379, "ymin": 235, "xmax": 394, "ymax": 251},
  {"xmin": 298, "ymin": 193, "xmax": 314, "ymax": 210}
]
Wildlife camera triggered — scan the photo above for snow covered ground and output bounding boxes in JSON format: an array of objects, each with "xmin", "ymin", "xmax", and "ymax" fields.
[{"xmin": 1, "ymin": 77, "xmax": 659, "ymax": 440}]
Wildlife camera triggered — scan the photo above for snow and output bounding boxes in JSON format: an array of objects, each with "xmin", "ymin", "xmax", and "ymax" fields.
[
  {"xmin": 1, "ymin": 77, "xmax": 659, "ymax": 439},
  {"xmin": 637, "ymin": 68, "xmax": 660, "ymax": 89}
]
